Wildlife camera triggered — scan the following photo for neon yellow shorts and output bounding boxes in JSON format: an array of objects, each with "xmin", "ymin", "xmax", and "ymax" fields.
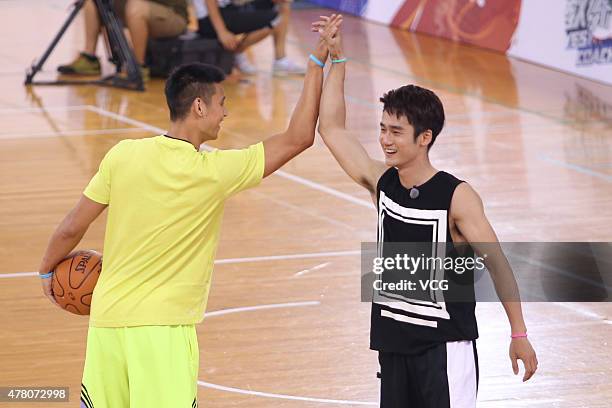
[{"xmin": 80, "ymin": 325, "xmax": 199, "ymax": 408}]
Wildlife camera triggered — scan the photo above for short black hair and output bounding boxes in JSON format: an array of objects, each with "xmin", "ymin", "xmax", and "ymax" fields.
[
  {"xmin": 379, "ymin": 85, "xmax": 445, "ymax": 149},
  {"xmin": 164, "ymin": 63, "xmax": 225, "ymax": 121}
]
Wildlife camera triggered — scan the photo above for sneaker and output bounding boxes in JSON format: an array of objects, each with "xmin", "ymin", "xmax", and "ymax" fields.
[
  {"xmin": 234, "ymin": 53, "xmax": 257, "ymax": 75},
  {"xmin": 57, "ymin": 52, "xmax": 101, "ymax": 75},
  {"xmin": 272, "ymin": 57, "xmax": 306, "ymax": 76}
]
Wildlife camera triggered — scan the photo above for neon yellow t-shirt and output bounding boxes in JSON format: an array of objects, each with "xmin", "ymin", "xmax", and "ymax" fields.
[{"xmin": 84, "ymin": 135, "xmax": 265, "ymax": 327}]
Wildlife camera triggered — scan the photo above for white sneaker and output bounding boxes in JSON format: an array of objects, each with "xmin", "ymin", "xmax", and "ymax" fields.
[
  {"xmin": 234, "ymin": 53, "xmax": 257, "ymax": 75},
  {"xmin": 272, "ymin": 57, "xmax": 306, "ymax": 76}
]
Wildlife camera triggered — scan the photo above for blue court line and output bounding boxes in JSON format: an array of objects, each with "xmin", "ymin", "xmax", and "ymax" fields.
[{"xmin": 538, "ymin": 154, "xmax": 612, "ymax": 183}]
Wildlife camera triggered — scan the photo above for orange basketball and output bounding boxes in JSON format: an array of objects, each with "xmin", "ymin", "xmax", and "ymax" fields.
[{"xmin": 52, "ymin": 250, "xmax": 102, "ymax": 315}]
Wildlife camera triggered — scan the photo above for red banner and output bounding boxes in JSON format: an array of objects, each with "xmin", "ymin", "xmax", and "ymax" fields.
[{"xmin": 391, "ymin": 0, "xmax": 522, "ymax": 52}]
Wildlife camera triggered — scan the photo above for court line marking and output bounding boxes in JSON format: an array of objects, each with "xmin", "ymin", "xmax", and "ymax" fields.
[
  {"xmin": 248, "ymin": 189, "xmax": 360, "ymax": 231},
  {"xmin": 282, "ymin": 74, "xmax": 546, "ymax": 122},
  {"xmin": 0, "ymin": 105, "xmax": 91, "ymax": 114},
  {"xmin": 285, "ymin": 38, "xmax": 587, "ymax": 127},
  {"xmin": 204, "ymin": 300, "xmax": 319, "ymax": 318},
  {"xmin": 214, "ymin": 250, "xmax": 359, "ymax": 265},
  {"xmin": 242, "ymin": 74, "xmax": 611, "ymax": 181},
  {"xmin": 552, "ymin": 302, "xmax": 607, "ymax": 320},
  {"xmin": 86, "ymin": 105, "xmax": 375, "ymax": 209},
  {"xmin": 507, "ymin": 250, "xmax": 612, "ymax": 291},
  {"xmin": 197, "ymin": 381, "xmax": 377, "ymax": 406},
  {"xmin": 86, "ymin": 105, "xmax": 165, "ymax": 133},
  {"xmin": 0, "ymin": 106, "xmax": 610, "ymax": 405},
  {"xmin": 199, "ymin": 299, "xmax": 376, "ymax": 405},
  {"xmin": 5, "ymin": 33, "xmax": 609, "ymax": 405},
  {"xmin": 4, "ymin": 104, "xmax": 607, "ymax": 189},
  {"xmin": 277, "ymin": 71, "xmax": 612, "ymax": 181},
  {"xmin": 0, "ymin": 249, "xmax": 360, "ymax": 278},
  {"xmin": 0, "ymin": 127, "xmax": 145, "ymax": 140},
  {"xmin": 478, "ymin": 398, "xmax": 564, "ymax": 406},
  {"xmin": 94, "ymin": 103, "xmax": 610, "ymax": 187},
  {"xmin": 539, "ymin": 154, "xmax": 612, "ymax": 183},
  {"xmin": 0, "ymin": 272, "xmax": 39, "ymax": 278},
  {"xmin": 0, "ymin": 102, "xmax": 607, "ymax": 320},
  {"xmin": 294, "ymin": 262, "xmax": 331, "ymax": 277},
  {"xmin": 4, "ymin": 250, "xmax": 609, "ymax": 321}
]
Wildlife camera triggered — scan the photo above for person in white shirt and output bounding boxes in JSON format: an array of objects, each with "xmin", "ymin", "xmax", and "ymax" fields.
[{"xmin": 193, "ymin": 0, "xmax": 305, "ymax": 75}]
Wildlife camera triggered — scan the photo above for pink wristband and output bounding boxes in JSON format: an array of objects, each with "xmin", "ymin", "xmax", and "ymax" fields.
[{"xmin": 511, "ymin": 332, "xmax": 528, "ymax": 339}]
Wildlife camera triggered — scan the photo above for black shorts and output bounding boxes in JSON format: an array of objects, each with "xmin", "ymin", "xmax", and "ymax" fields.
[
  {"xmin": 378, "ymin": 341, "xmax": 479, "ymax": 408},
  {"xmin": 197, "ymin": 0, "xmax": 279, "ymax": 38}
]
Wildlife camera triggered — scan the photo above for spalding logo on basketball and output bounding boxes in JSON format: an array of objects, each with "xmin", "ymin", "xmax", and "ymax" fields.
[{"xmin": 52, "ymin": 250, "xmax": 102, "ymax": 315}]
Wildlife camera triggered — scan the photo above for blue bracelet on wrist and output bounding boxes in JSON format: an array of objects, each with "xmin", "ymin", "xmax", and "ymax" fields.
[
  {"xmin": 309, "ymin": 54, "xmax": 325, "ymax": 68},
  {"xmin": 39, "ymin": 271, "xmax": 53, "ymax": 279}
]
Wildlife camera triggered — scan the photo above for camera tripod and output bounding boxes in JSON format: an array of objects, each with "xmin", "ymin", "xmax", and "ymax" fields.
[{"xmin": 25, "ymin": 0, "xmax": 144, "ymax": 91}]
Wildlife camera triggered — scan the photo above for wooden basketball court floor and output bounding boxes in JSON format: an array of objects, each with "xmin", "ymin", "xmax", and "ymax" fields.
[{"xmin": 1, "ymin": 1, "xmax": 612, "ymax": 406}]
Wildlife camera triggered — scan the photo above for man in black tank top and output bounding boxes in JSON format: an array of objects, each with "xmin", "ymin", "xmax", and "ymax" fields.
[{"xmin": 313, "ymin": 17, "xmax": 538, "ymax": 408}]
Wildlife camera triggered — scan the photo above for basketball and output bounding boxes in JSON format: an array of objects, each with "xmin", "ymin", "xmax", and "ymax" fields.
[{"xmin": 52, "ymin": 250, "xmax": 103, "ymax": 315}]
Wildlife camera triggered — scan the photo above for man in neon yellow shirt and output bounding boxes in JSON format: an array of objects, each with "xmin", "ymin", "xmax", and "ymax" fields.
[{"xmin": 38, "ymin": 16, "xmax": 343, "ymax": 408}]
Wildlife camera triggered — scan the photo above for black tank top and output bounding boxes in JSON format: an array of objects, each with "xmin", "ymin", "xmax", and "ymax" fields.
[{"xmin": 371, "ymin": 168, "xmax": 479, "ymax": 355}]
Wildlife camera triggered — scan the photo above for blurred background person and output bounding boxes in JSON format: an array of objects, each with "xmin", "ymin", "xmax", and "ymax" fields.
[{"xmin": 194, "ymin": 0, "xmax": 305, "ymax": 76}]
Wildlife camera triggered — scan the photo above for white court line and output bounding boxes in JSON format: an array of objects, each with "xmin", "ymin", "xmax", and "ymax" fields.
[
  {"xmin": 86, "ymin": 105, "xmax": 166, "ymax": 133},
  {"xmin": 198, "ymin": 381, "xmax": 377, "ymax": 406},
  {"xmin": 294, "ymin": 262, "xmax": 330, "ymax": 277},
  {"xmin": 478, "ymin": 398, "xmax": 564, "ymax": 407},
  {"xmin": 552, "ymin": 302, "xmax": 606, "ymax": 320},
  {"xmin": 0, "ymin": 127, "xmax": 144, "ymax": 140},
  {"xmin": 214, "ymin": 250, "xmax": 360, "ymax": 265},
  {"xmin": 0, "ymin": 105, "xmax": 90, "ymax": 114},
  {"xmin": 0, "ymin": 249, "xmax": 360, "ymax": 278},
  {"xmin": 201, "ymin": 301, "xmax": 374, "ymax": 408},
  {"xmin": 86, "ymin": 105, "xmax": 375, "ymax": 209},
  {"xmin": 201, "ymin": 299, "xmax": 338, "ymax": 408},
  {"xmin": 274, "ymin": 170, "xmax": 374, "ymax": 209},
  {"xmin": 0, "ymin": 272, "xmax": 39, "ymax": 278},
  {"xmin": 248, "ymin": 189, "xmax": 358, "ymax": 231},
  {"xmin": 204, "ymin": 300, "xmax": 319, "ymax": 318},
  {"xmin": 1, "ymin": 102, "xmax": 606, "ymax": 324}
]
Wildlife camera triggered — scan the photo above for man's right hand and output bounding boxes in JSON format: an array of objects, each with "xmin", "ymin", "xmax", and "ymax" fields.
[
  {"xmin": 218, "ymin": 30, "xmax": 239, "ymax": 50},
  {"xmin": 312, "ymin": 14, "xmax": 344, "ymax": 59},
  {"xmin": 310, "ymin": 14, "xmax": 342, "ymax": 64}
]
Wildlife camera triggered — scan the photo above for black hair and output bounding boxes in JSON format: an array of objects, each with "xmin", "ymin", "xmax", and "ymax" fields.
[
  {"xmin": 164, "ymin": 63, "xmax": 226, "ymax": 122},
  {"xmin": 379, "ymin": 85, "xmax": 445, "ymax": 149}
]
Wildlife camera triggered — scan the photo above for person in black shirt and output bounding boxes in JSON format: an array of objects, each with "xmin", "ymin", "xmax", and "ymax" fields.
[{"xmin": 313, "ymin": 16, "xmax": 538, "ymax": 408}]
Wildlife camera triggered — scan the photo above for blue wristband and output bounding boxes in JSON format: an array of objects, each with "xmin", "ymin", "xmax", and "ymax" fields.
[
  {"xmin": 332, "ymin": 58, "xmax": 348, "ymax": 64},
  {"xmin": 309, "ymin": 54, "xmax": 325, "ymax": 68},
  {"xmin": 39, "ymin": 271, "xmax": 53, "ymax": 279}
]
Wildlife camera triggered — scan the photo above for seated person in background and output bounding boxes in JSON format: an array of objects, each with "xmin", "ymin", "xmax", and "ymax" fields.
[
  {"xmin": 194, "ymin": 0, "xmax": 305, "ymax": 76},
  {"xmin": 58, "ymin": 0, "xmax": 188, "ymax": 80}
]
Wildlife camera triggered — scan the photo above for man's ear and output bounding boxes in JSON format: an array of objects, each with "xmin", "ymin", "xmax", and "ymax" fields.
[
  {"xmin": 194, "ymin": 97, "xmax": 207, "ymax": 118},
  {"xmin": 418, "ymin": 130, "xmax": 433, "ymax": 147}
]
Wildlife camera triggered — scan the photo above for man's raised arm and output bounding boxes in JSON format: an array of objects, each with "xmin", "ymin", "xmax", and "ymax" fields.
[
  {"xmin": 314, "ymin": 16, "xmax": 387, "ymax": 198},
  {"xmin": 261, "ymin": 15, "xmax": 342, "ymax": 177}
]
